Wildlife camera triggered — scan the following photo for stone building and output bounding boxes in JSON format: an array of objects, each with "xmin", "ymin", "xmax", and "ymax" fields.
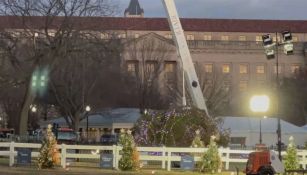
[{"xmin": 1, "ymin": 0, "xmax": 307, "ymax": 122}]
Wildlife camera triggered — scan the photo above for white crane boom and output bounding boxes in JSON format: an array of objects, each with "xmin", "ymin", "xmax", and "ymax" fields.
[{"xmin": 161, "ymin": 0, "xmax": 210, "ymax": 116}]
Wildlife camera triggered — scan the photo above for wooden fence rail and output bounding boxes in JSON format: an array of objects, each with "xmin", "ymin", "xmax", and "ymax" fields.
[{"xmin": 0, "ymin": 142, "xmax": 306, "ymax": 171}]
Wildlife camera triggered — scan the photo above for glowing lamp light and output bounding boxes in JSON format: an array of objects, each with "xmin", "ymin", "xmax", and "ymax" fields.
[{"xmin": 249, "ymin": 95, "xmax": 270, "ymax": 113}]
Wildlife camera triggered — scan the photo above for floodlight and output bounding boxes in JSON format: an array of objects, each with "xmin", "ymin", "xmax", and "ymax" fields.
[
  {"xmin": 262, "ymin": 34, "xmax": 273, "ymax": 46},
  {"xmin": 264, "ymin": 48, "xmax": 275, "ymax": 59},
  {"xmin": 284, "ymin": 43, "xmax": 293, "ymax": 55},
  {"xmin": 281, "ymin": 31, "xmax": 292, "ymax": 42}
]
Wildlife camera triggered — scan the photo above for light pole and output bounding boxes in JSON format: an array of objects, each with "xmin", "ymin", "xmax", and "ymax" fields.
[
  {"xmin": 262, "ymin": 31, "xmax": 293, "ymax": 161},
  {"xmin": 249, "ymin": 95, "xmax": 270, "ymax": 145},
  {"xmin": 85, "ymin": 105, "xmax": 91, "ymax": 141}
]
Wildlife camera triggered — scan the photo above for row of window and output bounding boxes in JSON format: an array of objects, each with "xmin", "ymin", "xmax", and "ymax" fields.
[
  {"xmin": 205, "ymin": 80, "xmax": 268, "ymax": 92},
  {"xmin": 204, "ymin": 63, "xmax": 301, "ymax": 74},
  {"xmin": 10, "ymin": 30, "xmax": 301, "ymax": 42},
  {"xmin": 166, "ymin": 34, "xmax": 299, "ymax": 42},
  {"xmin": 127, "ymin": 61, "xmax": 301, "ymax": 78},
  {"xmin": 127, "ymin": 61, "xmax": 176, "ymax": 73}
]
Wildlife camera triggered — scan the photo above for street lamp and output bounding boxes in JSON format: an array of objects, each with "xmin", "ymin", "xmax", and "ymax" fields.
[
  {"xmin": 30, "ymin": 105, "xmax": 37, "ymax": 113},
  {"xmin": 249, "ymin": 95, "xmax": 270, "ymax": 145},
  {"xmin": 262, "ymin": 31, "xmax": 293, "ymax": 161},
  {"xmin": 85, "ymin": 105, "xmax": 91, "ymax": 141}
]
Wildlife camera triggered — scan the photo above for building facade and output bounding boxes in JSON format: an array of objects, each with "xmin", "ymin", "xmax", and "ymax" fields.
[{"xmin": 1, "ymin": 0, "xmax": 307, "ymax": 121}]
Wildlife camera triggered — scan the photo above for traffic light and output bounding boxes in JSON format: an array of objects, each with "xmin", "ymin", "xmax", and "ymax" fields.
[
  {"xmin": 281, "ymin": 31, "xmax": 293, "ymax": 55},
  {"xmin": 262, "ymin": 34, "xmax": 275, "ymax": 59}
]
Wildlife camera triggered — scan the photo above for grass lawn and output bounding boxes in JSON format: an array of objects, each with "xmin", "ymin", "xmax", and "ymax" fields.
[{"xmin": 0, "ymin": 165, "xmax": 245, "ymax": 175}]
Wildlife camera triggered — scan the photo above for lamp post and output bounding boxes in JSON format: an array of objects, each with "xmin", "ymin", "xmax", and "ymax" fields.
[
  {"xmin": 85, "ymin": 105, "xmax": 91, "ymax": 141},
  {"xmin": 262, "ymin": 31, "xmax": 293, "ymax": 161},
  {"xmin": 249, "ymin": 95, "xmax": 270, "ymax": 145}
]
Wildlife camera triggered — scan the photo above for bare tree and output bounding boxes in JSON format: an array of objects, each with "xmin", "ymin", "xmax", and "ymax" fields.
[
  {"xmin": 122, "ymin": 33, "xmax": 175, "ymax": 113},
  {"xmin": 0, "ymin": 0, "xmax": 118, "ymax": 133},
  {"xmin": 172, "ymin": 62, "xmax": 231, "ymax": 117}
]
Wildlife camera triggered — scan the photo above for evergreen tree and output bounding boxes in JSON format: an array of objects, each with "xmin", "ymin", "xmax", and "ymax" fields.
[
  {"xmin": 284, "ymin": 136, "xmax": 299, "ymax": 171},
  {"xmin": 191, "ymin": 129, "xmax": 204, "ymax": 148},
  {"xmin": 118, "ymin": 129, "xmax": 139, "ymax": 171},
  {"xmin": 201, "ymin": 135, "xmax": 221, "ymax": 173},
  {"xmin": 37, "ymin": 124, "xmax": 60, "ymax": 169}
]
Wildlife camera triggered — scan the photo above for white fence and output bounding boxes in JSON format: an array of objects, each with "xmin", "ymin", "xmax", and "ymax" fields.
[{"xmin": 0, "ymin": 142, "xmax": 307, "ymax": 171}]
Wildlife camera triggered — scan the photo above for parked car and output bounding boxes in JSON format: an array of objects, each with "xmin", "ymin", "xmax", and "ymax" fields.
[
  {"xmin": 56, "ymin": 128, "xmax": 78, "ymax": 144},
  {"xmin": 100, "ymin": 134, "xmax": 118, "ymax": 145}
]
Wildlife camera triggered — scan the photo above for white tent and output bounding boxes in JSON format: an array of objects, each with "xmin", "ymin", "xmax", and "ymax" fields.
[{"xmin": 221, "ymin": 116, "xmax": 307, "ymax": 147}]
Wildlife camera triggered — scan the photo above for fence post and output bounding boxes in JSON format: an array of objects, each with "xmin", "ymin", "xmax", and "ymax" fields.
[
  {"xmin": 115, "ymin": 145, "xmax": 120, "ymax": 170},
  {"xmin": 9, "ymin": 141, "xmax": 15, "ymax": 167},
  {"xmin": 162, "ymin": 146, "xmax": 166, "ymax": 169},
  {"xmin": 112, "ymin": 145, "xmax": 117, "ymax": 169},
  {"xmin": 61, "ymin": 144, "xmax": 66, "ymax": 168},
  {"xmin": 167, "ymin": 149, "xmax": 171, "ymax": 171},
  {"xmin": 225, "ymin": 147, "xmax": 230, "ymax": 170}
]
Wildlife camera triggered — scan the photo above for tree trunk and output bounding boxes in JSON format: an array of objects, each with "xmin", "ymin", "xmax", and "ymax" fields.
[{"xmin": 18, "ymin": 84, "xmax": 35, "ymax": 135}]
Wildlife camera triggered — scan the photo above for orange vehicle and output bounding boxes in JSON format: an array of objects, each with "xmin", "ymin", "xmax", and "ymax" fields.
[{"xmin": 245, "ymin": 150, "xmax": 284, "ymax": 175}]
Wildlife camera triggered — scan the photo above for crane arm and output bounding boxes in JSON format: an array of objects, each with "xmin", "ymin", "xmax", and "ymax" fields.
[{"xmin": 161, "ymin": 0, "xmax": 210, "ymax": 116}]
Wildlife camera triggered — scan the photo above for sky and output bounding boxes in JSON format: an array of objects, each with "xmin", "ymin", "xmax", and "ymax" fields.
[{"xmin": 116, "ymin": 0, "xmax": 307, "ymax": 20}]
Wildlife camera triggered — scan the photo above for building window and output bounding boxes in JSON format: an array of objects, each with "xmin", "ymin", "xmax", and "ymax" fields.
[
  {"xmin": 118, "ymin": 33, "xmax": 126, "ymax": 39},
  {"xmin": 146, "ymin": 61, "xmax": 157, "ymax": 73},
  {"xmin": 239, "ymin": 81, "xmax": 248, "ymax": 91},
  {"xmin": 291, "ymin": 64, "xmax": 300, "ymax": 73},
  {"xmin": 48, "ymin": 32, "xmax": 55, "ymax": 37},
  {"xmin": 204, "ymin": 35, "xmax": 212, "ymax": 40},
  {"xmin": 273, "ymin": 36, "xmax": 281, "ymax": 42},
  {"xmin": 292, "ymin": 36, "xmax": 298, "ymax": 42},
  {"xmin": 206, "ymin": 79, "xmax": 213, "ymax": 88},
  {"xmin": 165, "ymin": 62, "xmax": 176, "ymax": 73},
  {"xmin": 221, "ymin": 35, "xmax": 229, "ymax": 41},
  {"xmin": 186, "ymin": 34, "xmax": 194, "ymax": 40},
  {"xmin": 222, "ymin": 64, "xmax": 230, "ymax": 73},
  {"xmin": 239, "ymin": 36, "xmax": 246, "ymax": 41},
  {"xmin": 223, "ymin": 81, "xmax": 230, "ymax": 92},
  {"xmin": 101, "ymin": 33, "xmax": 108, "ymax": 39},
  {"xmin": 204, "ymin": 63, "xmax": 213, "ymax": 73},
  {"xmin": 239, "ymin": 64, "xmax": 248, "ymax": 74},
  {"xmin": 165, "ymin": 61, "xmax": 176, "ymax": 83},
  {"xmin": 256, "ymin": 65, "xmax": 265, "ymax": 74},
  {"xmin": 134, "ymin": 34, "xmax": 139, "ymax": 38},
  {"xmin": 127, "ymin": 61, "xmax": 138, "ymax": 76},
  {"xmin": 273, "ymin": 65, "xmax": 282, "ymax": 74},
  {"xmin": 256, "ymin": 36, "xmax": 262, "ymax": 42},
  {"xmin": 165, "ymin": 34, "xmax": 172, "ymax": 39}
]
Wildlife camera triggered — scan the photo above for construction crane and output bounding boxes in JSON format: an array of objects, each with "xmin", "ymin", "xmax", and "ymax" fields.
[{"xmin": 162, "ymin": 0, "xmax": 210, "ymax": 116}]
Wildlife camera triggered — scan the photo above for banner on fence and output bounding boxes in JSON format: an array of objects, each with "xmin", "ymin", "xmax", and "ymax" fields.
[
  {"xmin": 181, "ymin": 155, "xmax": 194, "ymax": 170},
  {"xmin": 100, "ymin": 153, "xmax": 113, "ymax": 169},
  {"xmin": 17, "ymin": 148, "xmax": 32, "ymax": 165}
]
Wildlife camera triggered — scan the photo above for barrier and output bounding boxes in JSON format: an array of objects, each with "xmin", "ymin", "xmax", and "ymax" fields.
[{"xmin": 0, "ymin": 142, "xmax": 306, "ymax": 171}]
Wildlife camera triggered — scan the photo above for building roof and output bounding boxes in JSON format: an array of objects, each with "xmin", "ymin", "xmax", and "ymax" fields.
[
  {"xmin": 40, "ymin": 108, "xmax": 141, "ymax": 128},
  {"xmin": 222, "ymin": 116, "xmax": 307, "ymax": 134},
  {"xmin": 125, "ymin": 0, "xmax": 144, "ymax": 15},
  {"xmin": 1, "ymin": 16, "xmax": 307, "ymax": 33}
]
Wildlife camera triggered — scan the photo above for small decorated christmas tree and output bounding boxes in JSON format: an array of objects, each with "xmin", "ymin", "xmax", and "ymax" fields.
[
  {"xmin": 201, "ymin": 135, "xmax": 221, "ymax": 173},
  {"xmin": 37, "ymin": 124, "xmax": 60, "ymax": 169},
  {"xmin": 284, "ymin": 136, "xmax": 299, "ymax": 171},
  {"xmin": 191, "ymin": 129, "xmax": 204, "ymax": 148},
  {"xmin": 118, "ymin": 129, "xmax": 140, "ymax": 171}
]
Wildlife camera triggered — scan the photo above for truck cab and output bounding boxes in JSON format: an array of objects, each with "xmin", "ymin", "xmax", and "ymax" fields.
[{"xmin": 245, "ymin": 150, "xmax": 284, "ymax": 175}]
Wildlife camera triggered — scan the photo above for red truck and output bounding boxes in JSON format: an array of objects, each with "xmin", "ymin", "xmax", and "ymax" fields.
[{"xmin": 245, "ymin": 150, "xmax": 284, "ymax": 175}]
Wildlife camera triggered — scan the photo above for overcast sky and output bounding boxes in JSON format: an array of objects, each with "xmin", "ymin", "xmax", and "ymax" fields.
[{"xmin": 116, "ymin": 0, "xmax": 307, "ymax": 20}]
